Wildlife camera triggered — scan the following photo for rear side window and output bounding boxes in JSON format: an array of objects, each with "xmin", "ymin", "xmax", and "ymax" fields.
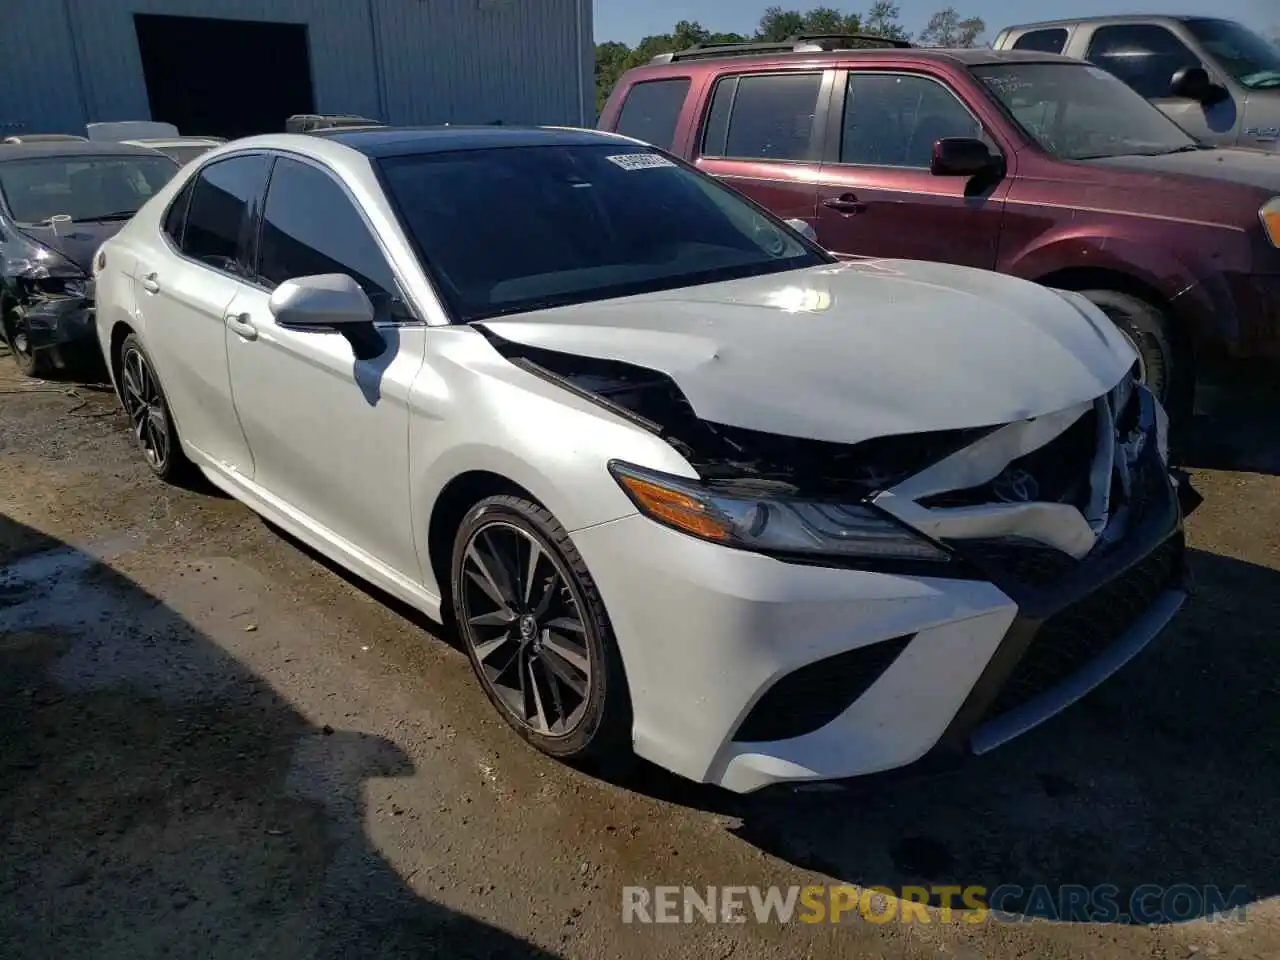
[
  {"xmin": 162, "ymin": 178, "xmax": 193, "ymax": 246},
  {"xmin": 701, "ymin": 73, "xmax": 823, "ymax": 162},
  {"xmin": 613, "ymin": 78, "xmax": 691, "ymax": 149},
  {"xmin": 1012, "ymin": 28, "xmax": 1069, "ymax": 54},
  {"xmin": 180, "ymin": 154, "xmax": 271, "ymax": 274},
  {"xmin": 255, "ymin": 157, "xmax": 397, "ymax": 308},
  {"xmin": 1086, "ymin": 24, "xmax": 1201, "ymax": 99},
  {"xmin": 841, "ymin": 74, "xmax": 983, "ymax": 168}
]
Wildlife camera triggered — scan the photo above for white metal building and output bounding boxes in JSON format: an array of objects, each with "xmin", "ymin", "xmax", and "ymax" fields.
[{"xmin": 0, "ymin": 0, "xmax": 593, "ymax": 139}]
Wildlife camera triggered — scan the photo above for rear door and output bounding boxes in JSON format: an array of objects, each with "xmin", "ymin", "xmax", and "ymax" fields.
[
  {"xmin": 814, "ymin": 70, "xmax": 1009, "ymax": 268},
  {"xmin": 693, "ymin": 69, "xmax": 834, "ymax": 232},
  {"xmin": 134, "ymin": 153, "xmax": 270, "ymax": 477}
]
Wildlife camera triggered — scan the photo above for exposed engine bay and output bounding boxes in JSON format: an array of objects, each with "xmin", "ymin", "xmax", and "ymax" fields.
[{"xmin": 489, "ymin": 331, "xmax": 1169, "ymax": 563}]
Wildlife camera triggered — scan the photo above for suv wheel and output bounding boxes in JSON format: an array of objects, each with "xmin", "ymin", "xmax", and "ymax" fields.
[{"xmin": 1079, "ymin": 289, "xmax": 1191, "ymax": 423}]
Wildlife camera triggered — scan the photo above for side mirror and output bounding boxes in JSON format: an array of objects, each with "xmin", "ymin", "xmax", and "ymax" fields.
[
  {"xmin": 268, "ymin": 273, "xmax": 384, "ymax": 360},
  {"xmin": 1170, "ymin": 66, "xmax": 1224, "ymax": 103},
  {"xmin": 784, "ymin": 218, "xmax": 818, "ymax": 243},
  {"xmin": 930, "ymin": 138, "xmax": 998, "ymax": 177},
  {"xmin": 269, "ymin": 273, "xmax": 375, "ymax": 329}
]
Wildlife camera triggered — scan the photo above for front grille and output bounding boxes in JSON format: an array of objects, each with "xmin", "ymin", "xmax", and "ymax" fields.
[
  {"xmin": 984, "ymin": 534, "xmax": 1183, "ymax": 720},
  {"xmin": 953, "ymin": 539, "xmax": 1078, "ymax": 588},
  {"xmin": 732, "ymin": 634, "xmax": 912, "ymax": 743},
  {"xmin": 921, "ymin": 408, "xmax": 1097, "ymax": 510}
]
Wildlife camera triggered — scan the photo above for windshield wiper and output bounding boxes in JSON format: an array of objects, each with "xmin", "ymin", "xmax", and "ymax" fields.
[{"xmin": 72, "ymin": 210, "xmax": 138, "ymax": 222}]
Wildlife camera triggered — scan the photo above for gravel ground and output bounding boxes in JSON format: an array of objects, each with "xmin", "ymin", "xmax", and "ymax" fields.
[{"xmin": 1, "ymin": 352, "xmax": 1278, "ymax": 959}]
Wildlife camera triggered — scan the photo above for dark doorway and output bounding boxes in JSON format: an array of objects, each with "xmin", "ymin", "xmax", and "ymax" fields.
[{"xmin": 133, "ymin": 14, "xmax": 314, "ymax": 139}]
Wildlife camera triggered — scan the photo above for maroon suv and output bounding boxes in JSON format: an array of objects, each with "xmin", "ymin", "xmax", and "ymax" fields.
[{"xmin": 599, "ymin": 38, "xmax": 1280, "ymax": 419}]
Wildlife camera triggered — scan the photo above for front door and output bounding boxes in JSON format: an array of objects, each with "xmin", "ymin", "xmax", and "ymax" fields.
[
  {"xmin": 134, "ymin": 153, "xmax": 271, "ymax": 476},
  {"xmin": 814, "ymin": 71, "xmax": 1008, "ymax": 269},
  {"xmin": 224, "ymin": 155, "xmax": 425, "ymax": 582}
]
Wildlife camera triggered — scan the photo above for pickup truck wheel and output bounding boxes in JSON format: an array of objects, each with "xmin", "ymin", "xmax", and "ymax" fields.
[{"xmin": 1079, "ymin": 289, "xmax": 1191, "ymax": 423}]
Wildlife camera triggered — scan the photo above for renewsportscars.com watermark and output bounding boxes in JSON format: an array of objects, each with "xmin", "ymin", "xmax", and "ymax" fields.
[{"xmin": 622, "ymin": 884, "xmax": 1251, "ymax": 925}]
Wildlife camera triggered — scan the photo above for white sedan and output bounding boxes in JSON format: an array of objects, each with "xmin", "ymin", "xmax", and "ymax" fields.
[{"xmin": 93, "ymin": 126, "xmax": 1188, "ymax": 792}]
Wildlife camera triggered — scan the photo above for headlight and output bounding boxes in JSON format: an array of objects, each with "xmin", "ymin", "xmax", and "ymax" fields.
[
  {"xmin": 2, "ymin": 236, "xmax": 83, "ymax": 281},
  {"xmin": 1259, "ymin": 197, "xmax": 1280, "ymax": 248},
  {"xmin": 609, "ymin": 461, "xmax": 950, "ymax": 563}
]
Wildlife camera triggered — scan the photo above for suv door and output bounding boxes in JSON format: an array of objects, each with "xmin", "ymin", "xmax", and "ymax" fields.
[
  {"xmin": 694, "ymin": 70, "xmax": 831, "ymax": 232},
  {"xmin": 137, "ymin": 153, "xmax": 270, "ymax": 477},
  {"xmin": 224, "ymin": 154, "xmax": 425, "ymax": 582},
  {"xmin": 814, "ymin": 70, "xmax": 1009, "ymax": 267},
  {"xmin": 1080, "ymin": 22, "xmax": 1242, "ymax": 146}
]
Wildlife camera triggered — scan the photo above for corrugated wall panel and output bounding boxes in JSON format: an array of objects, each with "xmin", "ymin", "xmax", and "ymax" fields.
[
  {"xmin": 0, "ymin": 0, "xmax": 589, "ymax": 135},
  {"xmin": 374, "ymin": 0, "xmax": 592, "ymax": 126},
  {"xmin": 0, "ymin": 2, "xmax": 89, "ymax": 135},
  {"xmin": 69, "ymin": 0, "xmax": 382, "ymax": 123}
]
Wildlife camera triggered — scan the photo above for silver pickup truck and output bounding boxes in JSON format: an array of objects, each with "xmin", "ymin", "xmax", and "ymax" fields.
[{"xmin": 993, "ymin": 16, "xmax": 1280, "ymax": 151}]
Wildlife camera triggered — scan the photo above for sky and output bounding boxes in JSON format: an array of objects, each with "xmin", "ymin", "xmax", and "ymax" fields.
[{"xmin": 593, "ymin": 0, "xmax": 1276, "ymax": 46}]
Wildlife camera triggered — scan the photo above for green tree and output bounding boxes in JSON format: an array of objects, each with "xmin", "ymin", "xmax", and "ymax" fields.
[
  {"xmin": 917, "ymin": 6, "xmax": 986, "ymax": 47},
  {"xmin": 864, "ymin": 1, "xmax": 910, "ymax": 41}
]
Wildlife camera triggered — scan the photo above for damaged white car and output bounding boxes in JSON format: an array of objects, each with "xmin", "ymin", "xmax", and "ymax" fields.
[{"xmin": 93, "ymin": 126, "xmax": 1189, "ymax": 792}]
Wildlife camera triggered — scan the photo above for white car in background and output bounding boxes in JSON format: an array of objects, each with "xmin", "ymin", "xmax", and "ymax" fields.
[{"xmin": 91, "ymin": 126, "xmax": 1188, "ymax": 792}]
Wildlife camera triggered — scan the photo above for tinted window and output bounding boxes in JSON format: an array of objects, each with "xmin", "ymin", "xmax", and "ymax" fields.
[
  {"xmin": 974, "ymin": 62, "xmax": 1197, "ymax": 159},
  {"xmin": 1184, "ymin": 18, "xmax": 1280, "ymax": 89},
  {"xmin": 181, "ymin": 155, "xmax": 270, "ymax": 273},
  {"xmin": 841, "ymin": 74, "xmax": 982, "ymax": 167},
  {"xmin": 1086, "ymin": 24, "xmax": 1200, "ymax": 99},
  {"xmin": 256, "ymin": 157, "xmax": 397, "ymax": 308},
  {"xmin": 0, "ymin": 155, "xmax": 176, "ymax": 224},
  {"xmin": 702, "ymin": 73, "xmax": 822, "ymax": 162},
  {"xmin": 1012, "ymin": 28, "xmax": 1068, "ymax": 54},
  {"xmin": 379, "ymin": 143, "xmax": 825, "ymax": 323},
  {"xmin": 614, "ymin": 78, "xmax": 691, "ymax": 149}
]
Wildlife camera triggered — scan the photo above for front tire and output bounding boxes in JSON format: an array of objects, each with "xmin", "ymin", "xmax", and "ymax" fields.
[
  {"xmin": 1079, "ymin": 288, "xmax": 1192, "ymax": 423},
  {"xmin": 2, "ymin": 306, "xmax": 48, "ymax": 378},
  {"xmin": 450, "ymin": 494, "xmax": 631, "ymax": 762},
  {"xmin": 118, "ymin": 333, "xmax": 193, "ymax": 483}
]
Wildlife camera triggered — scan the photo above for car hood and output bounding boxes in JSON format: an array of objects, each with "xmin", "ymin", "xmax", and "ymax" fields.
[
  {"xmin": 478, "ymin": 259, "xmax": 1135, "ymax": 445},
  {"xmin": 16, "ymin": 219, "xmax": 123, "ymax": 272},
  {"xmin": 1082, "ymin": 146, "xmax": 1280, "ymax": 193}
]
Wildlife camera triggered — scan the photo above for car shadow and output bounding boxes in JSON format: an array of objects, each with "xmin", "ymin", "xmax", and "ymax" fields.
[
  {"xmin": 0, "ymin": 514, "xmax": 561, "ymax": 958},
  {"xmin": 600, "ymin": 546, "xmax": 1280, "ymax": 924},
  {"xmin": 1179, "ymin": 375, "xmax": 1280, "ymax": 476}
]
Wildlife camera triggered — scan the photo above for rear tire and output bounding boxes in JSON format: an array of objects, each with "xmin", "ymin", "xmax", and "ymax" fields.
[
  {"xmin": 1079, "ymin": 288, "xmax": 1192, "ymax": 424},
  {"xmin": 118, "ymin": 333, "xmax": 194, "ymax": 484},
  {"xmin": 450, "ymin": 494, "xmax": 631, "ymax": 763}
]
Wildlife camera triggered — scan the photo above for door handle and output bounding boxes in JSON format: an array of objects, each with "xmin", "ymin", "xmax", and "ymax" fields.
[
  {"xmin": 140, "ymin": 272, "xmax": 160, "ymax": 294},
  {"xmin": 225, "ymin": 311, "xmax": 258, "ymax": 341},
  {"xmin": 822, "ymin": 194, "xmax": 867, "ymax": 215}
]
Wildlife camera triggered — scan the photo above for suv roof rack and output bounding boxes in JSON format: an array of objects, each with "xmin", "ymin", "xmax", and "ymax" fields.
[{"xmin": 651, "ymin": 32, "xmax": 911, "ymax": 64}]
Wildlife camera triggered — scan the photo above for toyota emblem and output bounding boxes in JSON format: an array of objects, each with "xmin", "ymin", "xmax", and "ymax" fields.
[{"xmin": 992, "ymin": 468, "xmax": 1040, "ymax": 503}]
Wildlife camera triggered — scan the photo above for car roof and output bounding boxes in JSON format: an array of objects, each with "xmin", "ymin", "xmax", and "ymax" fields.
[
  {"xmin": 123, "ymin": 137, "xmax": 222, "ymax": 148},
  {"xmin": 628, "ymin": 46, "xmax": 1079, "ymax": 76},
  {"xmin": 0, "ymin": 139, "xmax": 177, "ymax": 162},
  {"xmin": 308, "ymin": 125, "xmax": 629, "ymax": 158},
  {"xmin": 1001, "ymin": 13, "xmax": 1210, "ymax": 30}
]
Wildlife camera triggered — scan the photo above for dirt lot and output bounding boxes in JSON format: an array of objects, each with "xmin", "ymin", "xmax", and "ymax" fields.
[{"xmin": 1, "ymin": 352, "xmax": 1278, "ymax": 960}]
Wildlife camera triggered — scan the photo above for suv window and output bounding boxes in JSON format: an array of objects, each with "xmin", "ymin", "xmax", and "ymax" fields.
[
  {"xmin": 181, "ymin": 154, "xmax": 271, "ymax": 273},
  {"xmin": 701, "ymin": 73, "xmax": 823, "ymax": 162},
  {"xmin": 1086, "ymin": 24, "xmax": 1201, "ymax": 100},
  {"xmin": 614, "ymin": 78, "xmax": 691, "ymax": 149},
  {"xmin": 841, "ymin": 73, "xmax": 983, "ymax": 168},
  {"xmin": 255, "ymin": 156, "xmax": 397, "ymax": 309},
  {"xmin": 1012, "ymin": 28, "xmax": 1068, "ymax": 54}
]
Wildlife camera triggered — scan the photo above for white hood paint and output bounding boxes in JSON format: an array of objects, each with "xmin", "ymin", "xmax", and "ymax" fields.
[{"xmin": 480, "ymin": 259, "xmax": 1136, "ymax": 445}]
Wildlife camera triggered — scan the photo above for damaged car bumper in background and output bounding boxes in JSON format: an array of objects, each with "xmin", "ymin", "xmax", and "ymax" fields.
[
  {"xmin": 569, "ymin": 373, "xmax": 1186, "ymax": 793},
  {"xmin": 9, "ymin": 278, "xmax": 96, "ymax": 353}
]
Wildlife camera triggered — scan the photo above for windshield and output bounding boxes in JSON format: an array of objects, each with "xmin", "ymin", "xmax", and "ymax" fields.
[
  {"xmin": 378, "ymin": 143, "xmax": 827, "ymax": 322},
  {"xmin": 0, "ymin": 155, "xmax": 178, "ymax": 223},
  {"xmin": 1184, "ymin": 18, "xmax": 1280, "ymax": 90},
  {"xmin": 973, "ymin": 62, "xmax": 1199, "ymax": 160}
]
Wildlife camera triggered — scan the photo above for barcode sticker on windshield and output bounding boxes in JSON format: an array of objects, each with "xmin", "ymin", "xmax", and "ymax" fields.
[{"xmin": 606, "ymin": 153, "xmax": 676, "ymax": 171}]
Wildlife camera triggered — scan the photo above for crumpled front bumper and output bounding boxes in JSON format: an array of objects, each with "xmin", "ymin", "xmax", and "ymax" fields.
[{"xmin": 17, "ymin": 280, "xmax": 96, "ymax": 352}]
